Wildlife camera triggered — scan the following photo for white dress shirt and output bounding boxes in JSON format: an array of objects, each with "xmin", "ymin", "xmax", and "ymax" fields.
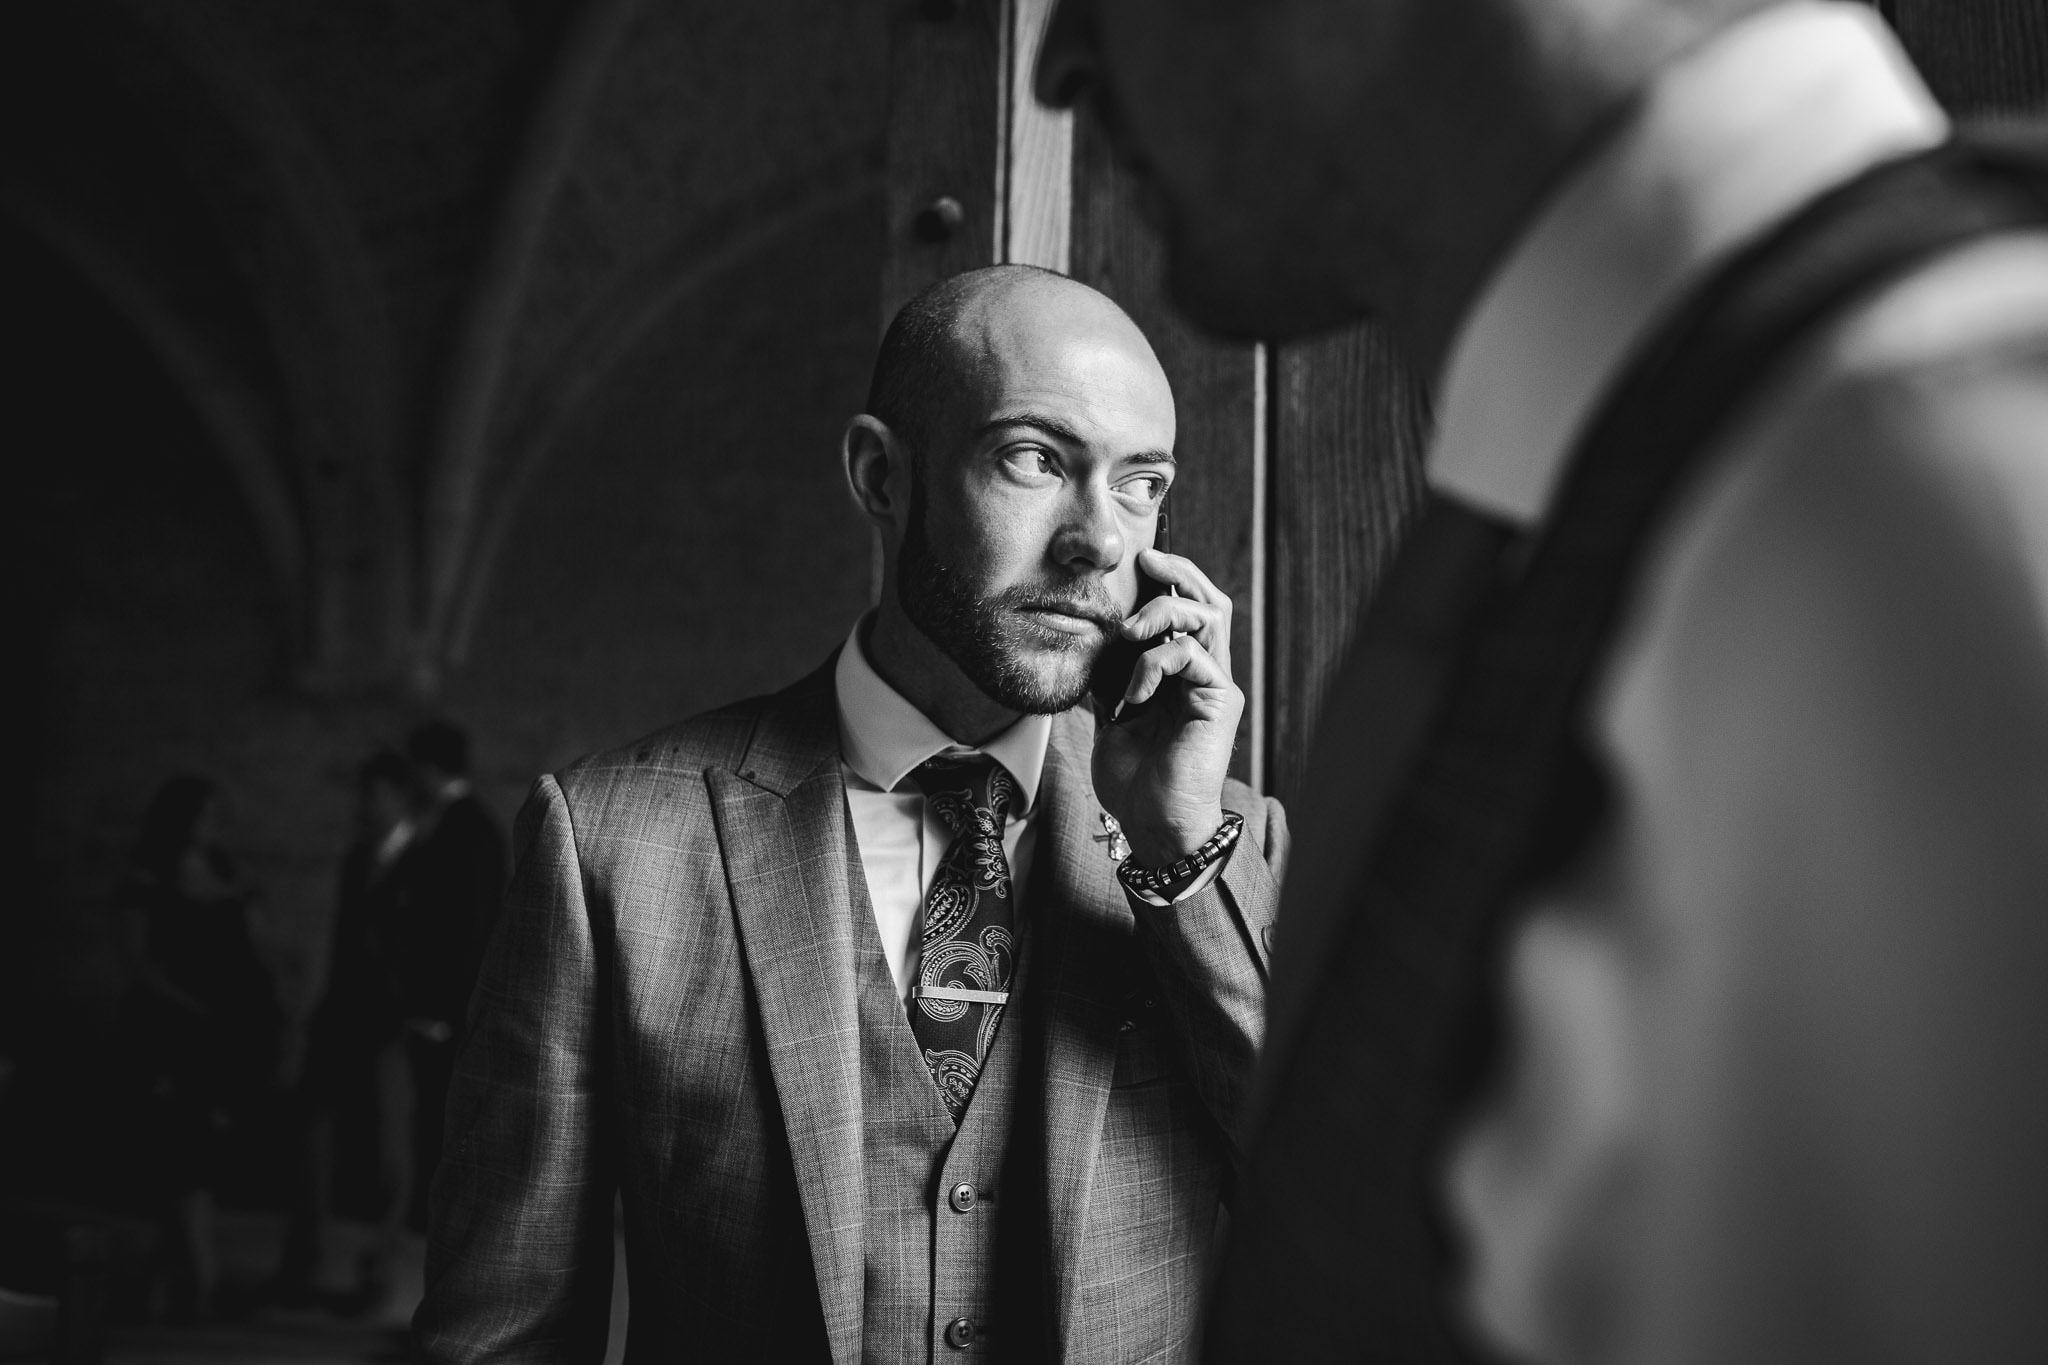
[
  {"xmin": 834, "ymin": 618, "xmax": 1051, "ymax": 1002},
  {"xmin": 1432, "ymin": 0, "xmax": 1948, "ymax": 527},
  {"xmin": 369, "ymin": 818, "xmax": 418, "ymax": 880}
]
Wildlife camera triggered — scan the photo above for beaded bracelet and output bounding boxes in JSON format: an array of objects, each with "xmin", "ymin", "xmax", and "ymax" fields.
[{"xmin": 1116, "ymin": 811, "xmax": 1245, "ymax": 905}]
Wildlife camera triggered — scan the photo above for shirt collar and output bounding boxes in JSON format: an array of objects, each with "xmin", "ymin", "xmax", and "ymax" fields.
[
  {"xmin": 372, "ymin": 819, "xmax": 416, "ymax": 870},
  {"xmin": 1429, "ymin": 0, "xmax": 1948, "ymax": 527},
  {"xmin": 833, "ymin": 615, "xmax": 1051, "ymax": 814}
]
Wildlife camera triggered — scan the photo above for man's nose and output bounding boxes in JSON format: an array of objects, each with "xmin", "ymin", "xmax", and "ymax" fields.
[
  {"xmin": 1033, "ymin": 0, "xmax": 1097, "ymax": 110},
  {"xmin": 1053, "ymin": 481, "xmax": 1127, "ymax": 572}
]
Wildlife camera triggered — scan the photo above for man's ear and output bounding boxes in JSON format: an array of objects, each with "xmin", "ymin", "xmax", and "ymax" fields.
[{"xmin": 842, "ymin": 413, "xmax": 912, "ymax": 531}]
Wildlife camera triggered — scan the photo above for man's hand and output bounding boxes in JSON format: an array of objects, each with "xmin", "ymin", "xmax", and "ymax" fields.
[{"xmin": 1092, "ymin": 547, "xmax": 1244, "ymax": 867}]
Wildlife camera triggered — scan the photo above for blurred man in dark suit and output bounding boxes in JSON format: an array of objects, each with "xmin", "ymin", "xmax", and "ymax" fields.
[
  {"xmin": 1038, "ymin": 2, "xmax": 2048, "ymax": 1362},
  {"xmin": 400, "ymin": 722, "xmax": 507, "ymax": 1236},
  {"xmin": 403, "ymin": 720, "xmax": 508, "ymax": 1039},
  {"xmin": 282, "ymin": 750, "xmax": 427, "ymax": 1310}
]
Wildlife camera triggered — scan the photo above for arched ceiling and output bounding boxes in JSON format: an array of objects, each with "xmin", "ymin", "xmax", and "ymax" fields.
[{"xmin": 1, "ymin": 0, "xmax": 885, "ymax": 694}]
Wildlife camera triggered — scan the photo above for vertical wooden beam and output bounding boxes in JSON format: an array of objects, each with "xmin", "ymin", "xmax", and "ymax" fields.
[
  {"xmin": 1069, "ymin": 112, "xmax": 1264, "ymax": 786},
  {"xmin": 1248, "ymin": 343, "xmax": 1269, "ymax": 790},
  {"xmin": 1001, "ymin": 0, "xmax": 1072, "ymax": 273},
  {"xmin": 1267, "ymin": 326, "xmax": 1429, "ymax": 806}
]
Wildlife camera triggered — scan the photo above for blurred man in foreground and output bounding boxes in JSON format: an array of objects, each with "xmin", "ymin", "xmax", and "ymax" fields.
[{"xmin": 1039, "ymin": 1, "xmax": 2048, "ymax": 1362}]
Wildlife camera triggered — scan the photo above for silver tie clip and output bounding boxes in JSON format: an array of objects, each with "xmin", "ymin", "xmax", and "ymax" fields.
[{"xmin": 913, "ymin": 984, "xmax": 1010, "ymax": 1005}]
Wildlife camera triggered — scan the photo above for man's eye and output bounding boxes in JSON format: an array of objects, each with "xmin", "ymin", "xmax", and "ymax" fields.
[
  {"xmin": 1116, "ymin": 474, "xmax": 1169, "ymax": 504},
  {"xmin": 1001, "ymin": 447, "xmax": 1059, "ymax": 480}
]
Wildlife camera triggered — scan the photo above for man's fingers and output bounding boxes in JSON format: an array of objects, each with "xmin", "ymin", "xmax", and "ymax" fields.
[
  {"xmin": 1136, "ymin": 546, "xmax": 1227, "ymax": 607},
  {"xmin": 1121, "ymin": 594, "xmax": 1231, "ymax": 669},
  {"xmin": 1124, "ymin": 635, "xmax": 1233, "ymax": 704},
  {"xmin": 1128, "ymin": 547, "xmax": 1234, "ymax": 668}
]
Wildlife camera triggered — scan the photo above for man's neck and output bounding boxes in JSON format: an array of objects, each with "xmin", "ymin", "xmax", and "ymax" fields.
[{"xmin": 865, "ymin": 603, "xmax": 1023, "ymax": 749}]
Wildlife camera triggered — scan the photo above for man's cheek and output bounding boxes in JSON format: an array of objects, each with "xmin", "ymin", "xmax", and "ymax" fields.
[
  {"xmin": 1109, "ymin": 552, "xmax": 1144, "ymax": 611},
  {"xmin": 930, "ymin": 515, "xmax": 1003, "ymax": 592},
  {"xmin": 954, "ymin": 490, "xmax": 1033, "ymax": 563}
]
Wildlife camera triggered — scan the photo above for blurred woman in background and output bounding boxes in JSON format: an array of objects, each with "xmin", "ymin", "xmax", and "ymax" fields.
[{"xmin": 115, "ymin": 775, "xmax": 281, "ymax": 1322}]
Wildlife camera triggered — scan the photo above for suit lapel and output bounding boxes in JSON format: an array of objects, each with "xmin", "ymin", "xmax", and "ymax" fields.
[
  {"xmin": 1032, "ymin": 708, "xmax": 1126, "ymax": 1356},
  {"xmin": 706, "ymin": 663, "xmax": 865, "ymax": 1365}
]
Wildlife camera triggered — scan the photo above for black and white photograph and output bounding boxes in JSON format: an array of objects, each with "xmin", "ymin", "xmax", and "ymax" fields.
[{"xmin": 5, "ymin": 1, "xmax": 2045, "ymax": 1363}]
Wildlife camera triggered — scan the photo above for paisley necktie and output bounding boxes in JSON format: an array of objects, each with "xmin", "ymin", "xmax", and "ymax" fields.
[{"xmin": 907, "ymin": 753, "xmax": 1018, "ymax": 1122}]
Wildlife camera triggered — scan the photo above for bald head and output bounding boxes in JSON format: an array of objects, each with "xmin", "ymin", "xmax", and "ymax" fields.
[{"xmin": 866, "ymin": 265, "xmax": 1163, "ymax": 454}]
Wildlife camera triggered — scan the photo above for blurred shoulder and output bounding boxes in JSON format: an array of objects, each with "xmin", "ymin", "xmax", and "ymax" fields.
[
  {"xmin": 1801, "ymin": 229, "xmax": 2048, "ymax": 496},
  {"xmin": 1598, "ymin": 231, "xmax": 2048, "ymax": 816}
]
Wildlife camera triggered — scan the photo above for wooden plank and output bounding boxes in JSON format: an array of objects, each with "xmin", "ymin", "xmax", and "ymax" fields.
[
  {"xmin": 879, "ymin": 0, "xmax": 1003, "ymax": 328},
  {"xmin": 1003, "ymin": 0, "xmax": 1072, "ymax": 272},
  {"xmin": 1889, "ymin": 0, "xmax": 2048, "ymax": 114},
  {"xmin": 1069, "ymin": 110, "xmax": 1264, "ymax": 786},
  {"xmin": 1267, "ymin": 325, "xmax": 1429, "ymax": 807}
]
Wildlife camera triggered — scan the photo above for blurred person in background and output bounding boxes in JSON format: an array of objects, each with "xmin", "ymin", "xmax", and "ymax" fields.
[
  {"xmin": 276, "ymin": 750, "xmax": 426, "ymax": 1314},
  {"xmin": 399, "ymin": 721, "xmax": 507, "ymax": 1228},
  {"xmin": 402, "ymin": 721, "xmax": 506, "ymax": 1027},
  {"xmin": 116, "ymin": 775, "xmax": 280, "ymax": 1322}
]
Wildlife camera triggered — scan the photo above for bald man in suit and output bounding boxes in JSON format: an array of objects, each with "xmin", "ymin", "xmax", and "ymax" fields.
[{"xmin": 416, "ymin": 266, "xmax": 1286, "ymax": 1364}]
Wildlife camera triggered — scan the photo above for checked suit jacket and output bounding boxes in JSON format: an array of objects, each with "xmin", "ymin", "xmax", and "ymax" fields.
[{"xmin": 415, "ymin": 655, "xmax": 1286, "ymax": 1364}]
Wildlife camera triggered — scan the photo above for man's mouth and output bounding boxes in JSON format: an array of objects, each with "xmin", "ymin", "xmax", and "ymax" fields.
[{"xmin": 1015, "ymin": 601, "xmax": 1120, "ymax": 638}]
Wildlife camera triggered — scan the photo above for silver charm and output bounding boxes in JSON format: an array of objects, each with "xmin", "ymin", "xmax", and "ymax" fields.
[{"xmin": 1094, "ymin": 811, "xmax": 1131, "ymax": 863}]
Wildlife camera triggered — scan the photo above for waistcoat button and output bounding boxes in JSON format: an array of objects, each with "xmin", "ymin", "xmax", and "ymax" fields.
[
  {"xmin": 944, "ymin": 1316, "xmax": 975, "ymax": 1348},
  {"xmin": 948, "ymin": 1181, "xmax": 977, "ymax": 1213}
]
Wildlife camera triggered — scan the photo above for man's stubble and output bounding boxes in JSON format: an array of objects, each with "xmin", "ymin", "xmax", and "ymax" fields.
[{"xmin": 895, "ymin": 462, "xmax": 1121, "ymax": 717}]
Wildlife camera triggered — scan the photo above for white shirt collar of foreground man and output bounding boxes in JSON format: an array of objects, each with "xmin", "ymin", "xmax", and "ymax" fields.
[
  {"xmin": 834, "ymin": 614, "xmax": 1051, "ymax": 812},
  {"xmin": 1429, "ymin": 0, "xmax": 1950, "ymax": 527}
]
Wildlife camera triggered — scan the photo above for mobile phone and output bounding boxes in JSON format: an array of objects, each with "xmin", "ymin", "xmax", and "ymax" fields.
[{"xmin": 1088, "ymin": 502, "xmax": 1176, "ymax": 722}]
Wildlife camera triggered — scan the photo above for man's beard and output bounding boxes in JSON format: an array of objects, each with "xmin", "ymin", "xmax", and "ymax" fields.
[{"xmin": 896, "ymin": 471, "xmax": 1122, "ymax": 715}]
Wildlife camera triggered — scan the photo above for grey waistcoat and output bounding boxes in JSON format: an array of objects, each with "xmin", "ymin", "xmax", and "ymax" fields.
[{"xmin": 851, "ymin": 856, "xmax": 1028, "ymax": 1363}]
